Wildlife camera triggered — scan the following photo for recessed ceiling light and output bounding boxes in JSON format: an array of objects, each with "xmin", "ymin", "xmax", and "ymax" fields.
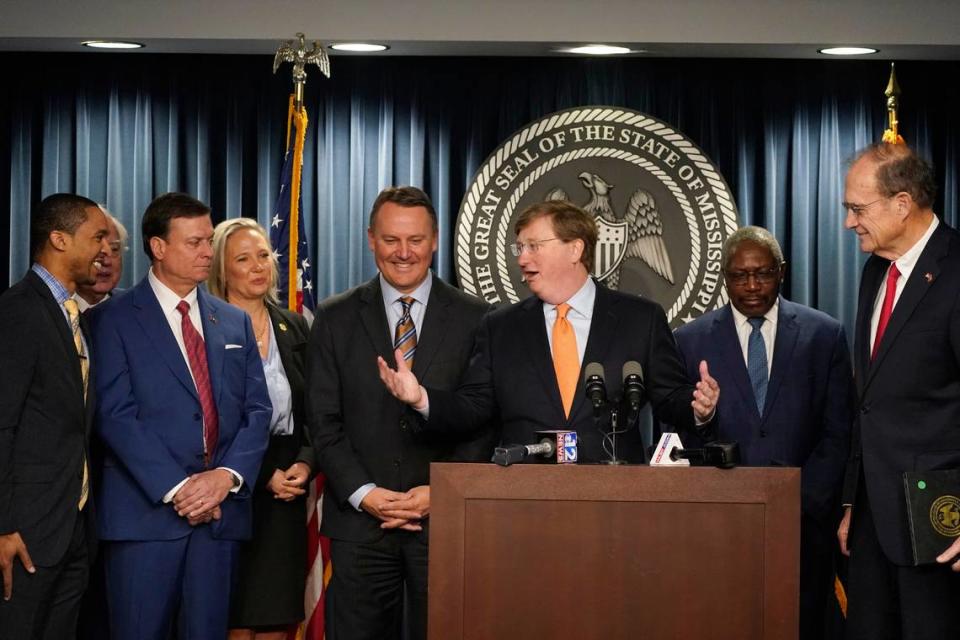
[
  {"xmin": 330, "ymin": 43, "xmax": 389, "ymax": 52},
  {"xmin": 81, "ymin": 40, "xmax": 144, "ymax": 50},
  {"xmin": 818, "ymin": 46, "xmax": 878, "ymax": 56},
  {"xmin": 565, "ymin": 45, "xmax": 632, "ymax": 56}
]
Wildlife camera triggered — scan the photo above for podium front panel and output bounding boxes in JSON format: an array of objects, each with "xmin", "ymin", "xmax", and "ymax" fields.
[{"xmin": 429, "ymin": 464, "xmax": 799, "ymax": 640}]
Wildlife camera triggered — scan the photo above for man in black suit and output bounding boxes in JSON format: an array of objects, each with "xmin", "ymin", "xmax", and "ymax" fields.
[
  {"xmin": 0, "ymin": 193, "xmax": 110, "ymax": 639},
  {"xmin": 837, "ymin": 143, "xmax": 960, "ymax": 639},
  {"xmin": 379, "ymin": 199, "xmax": 719, "ymax": 464},
  {"xmin": 307, "ymin": 186, "xmax": 493, "ymax": 640}
]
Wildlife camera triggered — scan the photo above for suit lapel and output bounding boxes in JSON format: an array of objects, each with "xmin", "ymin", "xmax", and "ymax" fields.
[
  {"xmin": 268, "ymin": 303, "xmax": 301, "ymax": 387},
  {"xmin": 132, "ymin": 279, "xmax": 199, "ymax": 402},
  {"xmin": 197, "ymin": 290, "xmax": 226, "ymax": 407},
  {"xmin": 27, "ymin": 272, "xmax": 85, "ymax": 404},
  {"xmin": 519, "ymin": 295, "xmax": 565, "ymax": 416},
  {"xmin": 854, "ymin": 257, "xmax": 885, "ymax": 388},
  {"xmin": 763, "ymin": 299, "xmax": 799, "ymax": 424},
  {"xmin": 866, "ymin": 223, "xmax": 949, "ymax": 387},
  {"xmin": 714, "ymin": 305, "xmax": 760, "ymax": 420},
  {"xmin": 576, "ymin": 285, "xmax": 618, "ymax": 419},
  {"xmin": 358, "ymin": 277, "xmax": 395, "ymax": 362},
  {"xmin": 412, "ymin": 275, "xmax": 448, "ymax": 380}
]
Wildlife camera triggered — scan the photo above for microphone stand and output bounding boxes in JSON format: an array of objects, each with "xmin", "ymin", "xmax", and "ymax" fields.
[{"xmin": 602, "ymin": 403, "xmax": 627, "ymax": 465}]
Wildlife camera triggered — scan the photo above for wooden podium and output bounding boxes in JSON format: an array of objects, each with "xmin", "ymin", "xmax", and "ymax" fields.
[{"xmin": 428, "ymin": 463, "xmax": 799, "ymax": 640}]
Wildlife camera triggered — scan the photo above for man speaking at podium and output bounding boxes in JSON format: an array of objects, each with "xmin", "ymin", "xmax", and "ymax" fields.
[{"xmin": 379, "ymin": 200, "xmax": 719, "ymax": 463}]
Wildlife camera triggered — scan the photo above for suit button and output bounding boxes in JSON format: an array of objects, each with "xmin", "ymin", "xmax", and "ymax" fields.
[
  {"xmin": 394, "ymin": 459, "xmax": 401, "ymax": 467},
  {"xmin": 759, "ymin": 430, "xmax": 767, "ymax": 438},
  {"xmin": 399, "ymin": 418, "xmax": 408, "ymax": 431},
  {"xmin": 194, "ymin": 413, "xmax": 202, "ymax": 421},
  {"xmin": 860, "ymin": 405, "xmax": 870, "ymax": 415}
]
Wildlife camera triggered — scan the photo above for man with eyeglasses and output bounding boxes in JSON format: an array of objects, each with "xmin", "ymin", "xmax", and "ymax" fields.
[
  {"xmin": 670, "ymin": 225, "xmax": 853, "ymax": 640},
  {"xmin": 75, "ymin": 207, "xmax": 127, "ymax": 311},
  {"xmin": 837, "ymin": 143, "xmax": 960, "ymax": 640},
  {"xmin": 378, "ymin": 199, "xmax": 719, "ymax": 464}
]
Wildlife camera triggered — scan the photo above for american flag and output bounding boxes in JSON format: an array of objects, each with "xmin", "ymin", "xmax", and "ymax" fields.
[{"xmin": 269, "ymin": 97, "xmax": 328, "ymax": 640}]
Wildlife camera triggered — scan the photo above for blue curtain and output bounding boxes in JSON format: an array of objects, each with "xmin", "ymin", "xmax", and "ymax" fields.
[{"xmin": 3, "ymin": 54, "xmax": 960, "ymax": 341}]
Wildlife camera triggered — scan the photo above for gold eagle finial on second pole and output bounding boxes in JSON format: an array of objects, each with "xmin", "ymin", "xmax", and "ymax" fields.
[{"xmin": 273, "ymin": 33, "xmax": 331, "ymax": 112}]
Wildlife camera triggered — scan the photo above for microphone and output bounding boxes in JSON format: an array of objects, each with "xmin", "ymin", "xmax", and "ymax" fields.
[
  {"xmin": 492, "ymin": 430, "xmax": 578, "ymax": 466},
  {"xmin": 622, "ymin": 361, "xmax": 645, "ymax": 412},
  {"xmin": 669, "ymin": 442, "xmax": 741, "ymax": 469},
  {"xmin": 584, "ymin": 362, "xmax": 607, "ymax": 414}
]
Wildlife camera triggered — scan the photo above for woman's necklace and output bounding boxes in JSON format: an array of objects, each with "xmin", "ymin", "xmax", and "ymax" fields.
[{"xmin": 254, "ymin": 310, "xmax": 270, "ymax": 348}]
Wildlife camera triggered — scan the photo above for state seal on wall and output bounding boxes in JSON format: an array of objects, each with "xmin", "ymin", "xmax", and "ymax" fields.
[{"xmin": 455, "ymin": 106, "xmax": 739, "ymax": 327}]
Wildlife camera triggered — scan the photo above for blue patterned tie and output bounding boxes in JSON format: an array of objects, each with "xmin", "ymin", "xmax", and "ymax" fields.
[{"xmin": 747, "ymin": 317, "xmax": 768, "ymax": 414}]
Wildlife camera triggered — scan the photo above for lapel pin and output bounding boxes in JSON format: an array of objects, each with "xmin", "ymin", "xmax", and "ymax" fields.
[
  {"xmin": 209, "ymin": 313, "xmax": 218, "ymax": 324},
  {"xmin": 924, "ymin": 272, "xmax": 934, "ymax": 283},
  {"xmin": 279, "ymin": 322, "xmax": 288, "ymax": 332}
]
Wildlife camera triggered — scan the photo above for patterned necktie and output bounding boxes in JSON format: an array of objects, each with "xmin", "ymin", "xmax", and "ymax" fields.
[
  {"xmin": 176, "ymin": 301, "xmax": 219, "ymax": 464},
  {"xmin": 552, "ymin": 303, "xmax": 579, "ymax": 418},
  {"xmin": 63, "ymin": 298, "xmax": 89, "ymax": 511},
  {"xmin": 872, "ymin": 262, "xmax": 901, "ymax": 360},
  {"xmin": 747, "ymin": 317, "xmax": 768, "ymax": 414},
  {"xmin": 394, "ymin": 296, "xmax": 417, "ymax": 368}
]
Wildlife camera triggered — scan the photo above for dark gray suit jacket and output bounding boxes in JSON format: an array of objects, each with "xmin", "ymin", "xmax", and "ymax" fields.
[
  {"xmin": 307, "ymin": 274, "xmax": 494, "ymax": 542},
  {"xmin": 0, "ymin": 270, "xmax": 94, "ymax": 566}
]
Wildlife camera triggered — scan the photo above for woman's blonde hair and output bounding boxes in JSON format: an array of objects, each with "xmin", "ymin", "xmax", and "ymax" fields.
[{"xmin": 207, "ymin": 217, "xmax": 279, "ymax": 303}]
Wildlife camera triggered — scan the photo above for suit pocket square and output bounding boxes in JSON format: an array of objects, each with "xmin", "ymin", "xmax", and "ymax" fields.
[{"xmin": 225, "ymin": 344, "xmax": 244, "ymax": 350}]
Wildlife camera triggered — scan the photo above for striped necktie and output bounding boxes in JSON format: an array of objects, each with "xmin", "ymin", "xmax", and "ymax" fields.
[
  {"xmin": 63, "ymin": 298, "xmax": 89, "ymax": 511},
  {"xmin": 176, "ymin": 301, "xmax": 219, "ymax": 464},
  {"xmin": 394, "ymin": 296, "xmax": 417, "ymax": 368}
]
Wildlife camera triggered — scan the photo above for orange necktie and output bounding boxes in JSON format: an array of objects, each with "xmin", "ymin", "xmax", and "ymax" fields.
[{"xmin": 552, "ymin": 303, "xmax": 579, "ymax": 418}]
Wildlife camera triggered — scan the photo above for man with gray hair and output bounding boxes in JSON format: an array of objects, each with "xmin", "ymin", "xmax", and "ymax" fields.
[
  {"xmin": 671, "ymin": 225, "xmax": 853, "ymax": 640},
  {"xmin": 75, "ymin": 207, "xmax": 128, "ymax": 311},
  {"xmin": 838, "ymin": 143, "xmax": 960, "ymax": 639}
]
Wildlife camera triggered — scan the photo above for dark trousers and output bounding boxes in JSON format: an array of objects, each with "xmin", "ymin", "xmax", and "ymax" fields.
[
  {"xmin": 103, "ymin": 525, "xmax": 239, "ymax": 640},
  {"xmin": 846, "ymin": 487, "xmax": 960, "ymax": 640},
  {"xmin": 326, "ymin": 531, "xmax": 428, "ymax": 640},
  {"xmin": 0, "ymin": 512, "xmax": 89, "ymax": 640},
  {"xmin": 800, "ymin": 513, "xmax": 835, "ymax": 640}
]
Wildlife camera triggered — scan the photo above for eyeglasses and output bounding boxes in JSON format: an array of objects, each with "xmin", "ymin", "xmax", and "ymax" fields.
[
  {"xmin": 842, "ymin": 197, "xmax": 889, "ymax": 217},
  {"xmin": 724, "ymin": 267, "xmax": 781, "ymax": 286},
  {"xmin": 510, "ymin": 237, "xmax": 561, "ymax": 257}
]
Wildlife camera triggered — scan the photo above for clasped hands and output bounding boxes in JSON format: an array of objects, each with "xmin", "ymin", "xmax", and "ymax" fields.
[
  {"xmin": 361, "ymin": 485, "xmax": 430, "ymax": 531},
  {"xmin": 172, "ymin": 469, "xmax": 234, "ymax": 526}
]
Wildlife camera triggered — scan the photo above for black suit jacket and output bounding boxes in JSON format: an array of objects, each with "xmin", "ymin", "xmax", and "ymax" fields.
[
  {"xmin": 307, "ymin": 274, "xmax": 494, "ymax": 543},
  {"xmin": 0, "ymin": 270, "xmax": 95, "ymax": 566},
  {"xmin": 843, "ymin": 221, "xmax": 960, "ymax": 565},
  {"xmin": 425, "ymin": 282, "xmax": 714, "ymax": 463}
]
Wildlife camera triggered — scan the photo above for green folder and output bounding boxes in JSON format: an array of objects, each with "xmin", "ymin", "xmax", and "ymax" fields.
[{"xmin": 903, "ymin": 468, "xmax": 960, "ymax": 566}]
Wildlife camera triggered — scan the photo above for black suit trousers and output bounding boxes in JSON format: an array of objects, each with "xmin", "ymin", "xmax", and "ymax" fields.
[
  {"xmin": 846, "ymin": 485, "xmax": 960, "ymax": 640},
  {"xmin": 0, "ymin": 511, "xmax": 89, "ymax": 640},
  {"xmin": 326, "ymin": 531, "xmax": 428, "ymax": 640}
]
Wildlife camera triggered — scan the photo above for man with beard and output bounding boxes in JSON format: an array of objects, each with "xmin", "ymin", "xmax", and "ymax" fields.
[{"xmin": 0, "ymin": 194, "xmax": 110, "ymax": 639}]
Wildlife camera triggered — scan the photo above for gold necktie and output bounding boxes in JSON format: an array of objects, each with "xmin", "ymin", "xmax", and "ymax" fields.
[
  {"xmin": 63, "ymin": 298, "xmax": 89, "ymax": 511},
  {"xmin": 552, "ymin": 303, "xmax": 579, "ymax": 418}
]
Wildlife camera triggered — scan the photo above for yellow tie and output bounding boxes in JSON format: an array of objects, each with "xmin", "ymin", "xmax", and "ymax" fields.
[
  {"xmin": 552, "ymin": 303, "xmax": 579, "ymax": 418},
  {"xmin": 63, "ymin": 298, "xmax": 89, "ymax": 511}
]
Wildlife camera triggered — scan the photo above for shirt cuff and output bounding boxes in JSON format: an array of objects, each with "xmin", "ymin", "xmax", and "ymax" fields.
[
  {"xmin": 414, "ymin": 387, "xmax": 430, "ymax": 419},
  {"xmin": 348, "ymin": 483, "xmax": 377, "ymax": 511},
  {"xmin": 217, "ymin": 467, "xmax": 243, "ymax": 493},
  {"xmin": 163, "ymin": 477, "xmax": 190, "ymax": 503},
  {"xmin": 694, "ymin": 408, "xmax": 715, "ymax": 426}
]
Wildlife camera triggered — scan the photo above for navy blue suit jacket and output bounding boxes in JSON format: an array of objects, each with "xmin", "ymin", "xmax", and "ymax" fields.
[
  {"xmin": 88, "ymin": 278, "xmax": 271, "ymax": 541},
  {"xmin": 673, "ymin": 297, "xmax": 853, "ymax": 522}
]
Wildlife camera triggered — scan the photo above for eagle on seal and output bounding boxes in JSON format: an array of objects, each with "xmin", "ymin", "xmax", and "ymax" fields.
[{"xmin": 545, "ymin": 172, "xmax": 675, "ymax": 289}]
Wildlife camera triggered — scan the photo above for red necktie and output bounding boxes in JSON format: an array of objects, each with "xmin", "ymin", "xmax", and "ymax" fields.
[
  {"xmin": 872, "ymin": 263, "xmax": 901, "ymax": 360},
  {"xmin": 176, "ymin": 300, "xmax": 219, "ymax": 464}
]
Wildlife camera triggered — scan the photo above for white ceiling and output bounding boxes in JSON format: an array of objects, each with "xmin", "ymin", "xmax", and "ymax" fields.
[{"xmin": 2, "ymin": 0, "xmax": 959, "ymax": 59}]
